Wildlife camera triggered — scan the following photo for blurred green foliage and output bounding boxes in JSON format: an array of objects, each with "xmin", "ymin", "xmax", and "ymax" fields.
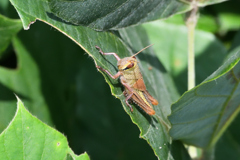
[{"xmin": 1, "ymin": 0, "xmax": 240, "ymax": 159}]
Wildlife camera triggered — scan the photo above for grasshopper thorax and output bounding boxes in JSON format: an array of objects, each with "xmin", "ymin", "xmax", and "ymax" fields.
[{"xmin": 117, "ymin": 57, "xmax": 137, "ymax": 71}]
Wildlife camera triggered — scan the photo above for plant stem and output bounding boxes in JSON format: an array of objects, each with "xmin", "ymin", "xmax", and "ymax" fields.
[
  {"xmin": 186, "ymin": 1, "xmax": 198, "ymax": 90},
  {"xmin": 185, "ymin": 1, "xmax": 200, "ymax": 159},
  {"xmin": 187, "ymin": 22, "xmax": 195, "ymax": 90}
]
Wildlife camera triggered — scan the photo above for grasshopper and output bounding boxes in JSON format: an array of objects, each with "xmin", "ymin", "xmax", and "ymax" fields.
[{"xmin": 95, "ymin": 45, "xmax": 158, "ymax": 115}]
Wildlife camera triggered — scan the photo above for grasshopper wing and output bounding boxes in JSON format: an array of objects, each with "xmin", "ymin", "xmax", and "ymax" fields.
[{"xmin": 125, "ymin": 89, "xmax": 155, "ymax": 115}]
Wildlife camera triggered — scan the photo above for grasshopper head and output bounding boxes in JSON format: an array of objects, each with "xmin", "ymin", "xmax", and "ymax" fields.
[
  {"xmin": 117, "ymin": 44, "xmax": 153, "ymax": 71},
  {"xmin": 117, "ymin": 57, "xmax": 137, "ymax": 71}
]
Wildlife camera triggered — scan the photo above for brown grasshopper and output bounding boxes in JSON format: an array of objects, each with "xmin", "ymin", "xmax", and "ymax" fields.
[{"xmin": 95, "ymin": 45, "xmax": 158, "ymax": 115}]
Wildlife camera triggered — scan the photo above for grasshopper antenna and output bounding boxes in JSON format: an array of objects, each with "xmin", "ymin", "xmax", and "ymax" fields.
[{"xmin": 131, "ymin": 44, "xmax": 154, "ymax": 57}]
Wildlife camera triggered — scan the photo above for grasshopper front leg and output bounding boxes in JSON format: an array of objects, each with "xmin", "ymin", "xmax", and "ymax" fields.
[
  {"xmin": 95, "ymin": 46, "xmax": 121, "ymax": 79},
  {"xmin": 96, "ymin": 66, "xmax": 121, "ymax": 79},
  {"xmin": 96, "ymin": 45, "xmax": 134, "ymax": 112},
  {"xmin": 95, "ymin": 46, "xmax": 121, "ymax": 61}
]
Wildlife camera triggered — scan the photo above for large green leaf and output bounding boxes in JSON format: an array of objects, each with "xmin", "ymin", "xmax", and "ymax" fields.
[
  {"xmin": 8, "ymin": 0, "xmax": 190, "ymax": 159},
  {"xmin": 19, "ymin": 21, "xmax": 158, "ymax": 160},
  {"xmin": 214, "ymin": 26, "xmax": 240, "ymax": 159},
  {"xmin": 119, "ymin": 26, "xmax": 190, "ymax": 159},
  {"xmin": 0, "ymin": 20, "xmax": 158, "ymax": 160},
  {"xmin": 143, "ymin": 21, "xmax": 227, "ymax": 94},
  {"xmin": 0, "ymin": 14, "xmax": 22, "ymax": 56},
  {"xmin": 169, "ymin": 48, "xmax": 240, "ymax": 148},
  {"xmin": 215, "ymin": 113, "xmax": 240, "ymax": 160},
  {"xmin": 48, "ymin": 0, "xmax": 190, "ymax": 31},
  {"xmin": 0, "ymin": 97, "xmax": 89, "ymax": 160}
]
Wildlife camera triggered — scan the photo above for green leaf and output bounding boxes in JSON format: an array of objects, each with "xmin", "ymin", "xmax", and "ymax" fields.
[
  {"xmin": 0, "ymin": 97, "xmax": 89, "ymax": 160},
  {"xmin": 215, "ymin": 113, "xmax": 240, "ymax": 160},
  {"xmin": 8, "ymin": 0, "xmax": 190, "ymax": 159},
  {"xmin": 0, "ymin": 37, "xmax": 53, "ymax": 132},
  {"xmin": 66, "ymin": 152, "xmax": 90, "ymax": 160},
  {"xmin": 119, "ymin": 26, "xmax": 189, "ymax": 159},
  {"xmin": 0, "ymin": 20, "xmax": 157, "ymax": 159},
  {"xmin": 0, "ymin": 14, "xmax": 22, "ymax": 56},
  {"xmin": 214, "ymin": 25, "xmax": 240, "ymax": 160},
  {"xmin": 48, "ymin": 0, "xmax": 190, "ymax": 31},
  {"xmin": 169, "ymin": 49, "xmax": 240, "ymax": 148},
  {"xmin": 143, "ymin": 21, "xmax": 227, "ymax": 93}
]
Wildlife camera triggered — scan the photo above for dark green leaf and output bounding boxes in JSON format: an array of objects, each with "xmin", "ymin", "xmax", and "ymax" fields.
[
  {"xmin": 215, "ymin": 113, "xmax": 240, "ymax": 160},
  {"xmin": 169, "ymin": 49, "xmax": 240, "ymax": 148},
  {"xmin": 119, "ymin": 26, "xmax": 188, "ymax": 159},
  {"xmin": 48, "ymin": 0, "xmax": 190, "ymax": 31},
  {"xmin": 230, "ymin": 31, "xmax": 240, "ymax": 53},
  {"xmin": 0, "ymin": 97, "xmax": 89, "ymax": 160},
  {"xmin": 214, "ymin": 24, "xmax": 240, "ymax": 160}
]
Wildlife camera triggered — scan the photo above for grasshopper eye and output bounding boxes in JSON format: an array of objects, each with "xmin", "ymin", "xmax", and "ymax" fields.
[
  {"xmin": 123, "ymin": 62, "xmax": 134, "ymax": 70},
  {"xmin": 127, "ymin": 62, "xmax": 134, "ymax": 69}
]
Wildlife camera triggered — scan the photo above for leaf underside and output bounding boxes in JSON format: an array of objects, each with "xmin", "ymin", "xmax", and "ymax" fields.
[{"xmin": 169, "ymin": 50, "xmax": 240, "ymax": 148}]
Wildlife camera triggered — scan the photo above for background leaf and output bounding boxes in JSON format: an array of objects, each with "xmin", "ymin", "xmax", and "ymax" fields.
[
  {"xmin": 169, "ymin": 49, "xmax": 240, "ymax": 148},
  {"xmin": 197, "ymin": 0, "xmax": 227, "ymax": 7},
  {"xmin": 0, "ymin": 36, "xmax": 53, "ymax": 131},
  {"xmin": 0, "ymin": 14, "xmax": 22, "ymax": 57},
  {"xmin": 0, "ymin": 97, "xmax": 89, "ymax": 160},
  {"xmin": 163, "ymin": 14, "xmax": 219, "ymax": 33},
  {"xmin": 48, "ymin": 0, "xmax": 190, "ymax": 31},
  {"xmin": 143, "ymin": 21, "xmax": 227, "ymax": 94},
  {"xmin": 214, "ymin": 0, "xmax": 240, "ymax": 33},
  {"xmin": 0, "ymin": 0, "xmax": 9, "ymax": 14}
]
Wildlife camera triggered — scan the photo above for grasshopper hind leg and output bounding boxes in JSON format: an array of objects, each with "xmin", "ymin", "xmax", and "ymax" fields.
[{"xmin": 123, "ymin": 90, "xmax": 134, "ymax": 112}]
